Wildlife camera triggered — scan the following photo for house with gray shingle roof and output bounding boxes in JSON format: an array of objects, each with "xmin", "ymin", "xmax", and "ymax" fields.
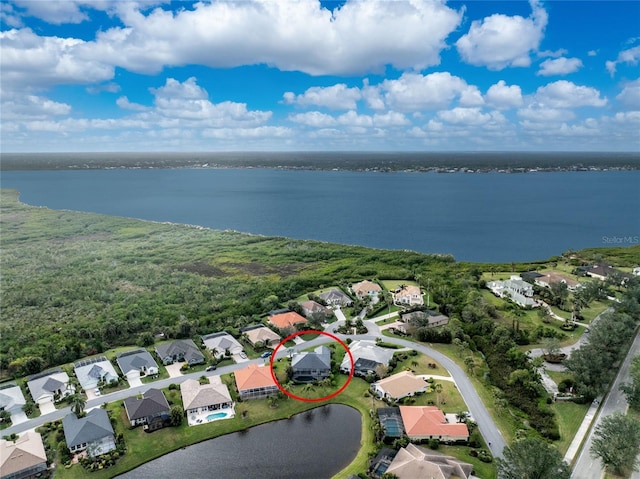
[
  {"xmin": 291, "ymin": 346, "xmax": 331, "ymax": 383},
  {"xmin": 123, "ymin": 388, "xmax": 170, "ymax": 429},
  {"xmin": 0, "ymin": 384, "xmax": 26, "ymax": 416},
  {"xmin": 201, "ymin": 332, "xmax": 243, "ymax": 359},
  {"xmin": 116, "ymin": 349, "xmax": 159, "ymax": 382},
  {"xmin": 318, "ymin": 288, "xmax": 353, "ymax": 307},
  {"xmin": 155, "ymin": 339, "xmax": 205, "ymax": 366},
  {"xmin": 340, "ymin": 340, "xmax": 394, "ymax": 378},
  {"xmin": 27, "ymin": 368, "xmax": 74, "ymax": 405},
  {"xmin": 62, "ymin": 408, "xmax": 115, "ymax": 456},
  {"xmin": 73, "ymin": 357, "xmax": 119, "ymax": 391}
]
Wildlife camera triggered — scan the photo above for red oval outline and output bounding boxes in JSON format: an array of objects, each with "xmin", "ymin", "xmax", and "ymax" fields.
[{"xmin": 269, "ymin": 330, "xmax": 354, "ymax": 403}]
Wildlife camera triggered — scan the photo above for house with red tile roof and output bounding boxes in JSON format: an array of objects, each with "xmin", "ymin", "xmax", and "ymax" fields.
[
  {"xmin": 234, "ymin": 364, "xmax": 279, "ymax": 400},
  {"xmin": 399, "ymin": 406, "xmax": 469, "ymax": 442},
  {"xmin": 268, "ymin": 311, "xmax": 307, "ymax": 330},
  {"xmin": 351, "ymin": 280, "xmax": 382, "ymax": 299}
]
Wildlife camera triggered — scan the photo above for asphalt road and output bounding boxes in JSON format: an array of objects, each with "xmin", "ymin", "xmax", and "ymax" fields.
[
  {"xmin": 571, "ymin": 328, "xmax": 640, "ymax": 479},
  {"xmin": 5, "ymin": 315, "xmax": 506, "ymax": 460}
]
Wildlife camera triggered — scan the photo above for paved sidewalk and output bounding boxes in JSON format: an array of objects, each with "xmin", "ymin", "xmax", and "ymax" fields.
[{"xmin": 564, "ymin": 400, "xmax": 600, "ymax": 463}]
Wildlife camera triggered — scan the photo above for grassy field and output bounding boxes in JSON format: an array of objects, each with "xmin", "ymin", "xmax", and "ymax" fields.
[{"xmin": 551, "ymin": 401, "xmax": 590, "ymax": 454}]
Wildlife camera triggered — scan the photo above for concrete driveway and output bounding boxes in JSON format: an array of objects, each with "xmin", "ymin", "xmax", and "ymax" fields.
[
  {"xmin": 165, "ymin": 363, "xmax": 184, "ymax": 378},
  {"xmin": 38, "ymin": 400, "xmax": 57, "ymax": 415},
  {"xmin": 10, "ymin": 410, "xmax": 28, "ymax": 425}
]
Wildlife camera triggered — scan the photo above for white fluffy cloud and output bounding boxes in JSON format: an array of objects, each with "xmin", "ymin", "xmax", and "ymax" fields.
[
  {"xmin": 485, "ymin": 80, "xmax": 523, "ymax": 109},
  {"xmin": 1, "ymin": 92, "xmax": 72, "ymax": 120},
  {"xmin": 606, "ymin": 45, "xmax": 640, "ymax": 76},
  {"xmin": 437, "ymin": 108, "xmax": 491, "ymax": 125},
  {"xmin": 86, "ymin": 0, "xmax": 462, "ymax": 77},
  {"xmin": 456, "ymin": 0, "xmax": 547, "ymax": 70},
  {"xmin": 116, "ymin": 96, "xmax": 150, "ymax": 112},
  {"xmin": 0, "ymin": 28, "xmax": 114, "ymax": 89},
  {"xmin": 381, "ymin": 72, "xmax": 483, "ymax": 111},
  {"xmin": 537, "ymin": 57, "xmax": 583, "ymax": 76},
  {"xmin": 518, "ymin": 105, "xmax": 575, "ymax": 122},
  {"xmin": 283, "ymin": 84, "xmax": 362, "ymax": 110},
  {"xmin": 289, "ymin": 109, "xmax": 409, "ymax": 128},
  {"xmin": 534, "ymin": 81, "xmax": 607, "ymax": 108},
  {"xmin": 616, "ymin": 78, "xmax": 640, "ymax": 108}
]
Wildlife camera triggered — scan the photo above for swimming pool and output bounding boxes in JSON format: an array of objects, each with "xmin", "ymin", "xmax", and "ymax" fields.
[{"xmin": 206, "ymin": 412, "xmax": 228, "ymax": 421}]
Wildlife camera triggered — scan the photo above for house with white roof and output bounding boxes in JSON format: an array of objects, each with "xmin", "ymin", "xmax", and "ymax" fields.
[
  {"xmin": 487, "ymin": 275, "xmax": 538, "ymax": 308},
  {"xmin": 201, "ymin": 332, "xmax": 243, "ymax": 359},
  {"xmin": 73, "ymin": 357, "xmax": 119, "ymax": 391},
  {"xmin": 340, "ymin": 340, "xmax": 395, "ymax": 377}
]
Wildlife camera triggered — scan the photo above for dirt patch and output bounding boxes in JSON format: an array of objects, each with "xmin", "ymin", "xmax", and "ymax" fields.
[
  {"xmin": 115, "ymin": 280, "xmax": 147, "ymax": 294},
  {"xmin": 176, "ymin": 261, "xmax": 226, "ymax": 277}
]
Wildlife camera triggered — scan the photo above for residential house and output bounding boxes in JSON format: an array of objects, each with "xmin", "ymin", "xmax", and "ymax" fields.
[
  {"xmin": 486, "ymin": 276, "xmax": 538, "ymax": 308},
  {"xmin": 181, "ymin": 379, "xmax": 233, "ymax": 415},
  {"xmin": 123, "ymin": 388, "xmax": 171, "ymax": 431},
  {"xmin": 234, "ymin": 364, "xmax": 278, "ymax": 400},
  {"xmin": 201, "ymin": 332, "xmax": 243, "ymax": 359},
  {"xmin": 0, "ymin": 432, "xmax": 47, "ymax": 479},
  {"xmin": 318, "ymin": 288, "xmax": 353, "ymax": 307},
  {"xmin": 340, "ymin": 340, "xmax": 395, "ymax": 377},
  {"xmin": 115, "ymin": 349, "xmax": 159, "ymax": 383},
  {"xmin": 62, "ymin": 409, "xmax": 116, "ymax": 456},
  {"xmin": 372, "ymin": 371, "xmax": 429, "ymax": 401},
  {"xmin": 581, "ymin": 263, "xmax": 632, "ymax": 283},
  {"xmin": 633, "ymin": 266, "xmax": 640, "ymax": 276},
  {"xmin": 396, "ymin": 310, "xmax": 449, "ymax": 333},
  {"xmin": 155, "ymin": 339, "xmax": 205, "ymax": 366},
  {"xmin": 393, "ymin": 285, "xmax": 424, "ymax": 306},
  {"xmin": 26, "ymin": 369, "xmax": 74, "ymax": 406},
  {"xmin": 268, "ymin": 311, "xmax": 307, "ymax": 331},
  {"xmin": 73, "ymin": 357, "xmax": 119, "ymax": 391},
  {"xmin": 0, "ymin": 384, "xmax": 26, "ymax": 417},
  {"xmin": 291, "ymin": 346, "xmax": 331, "ymax": 383},
  {"xmin": 399, "ymin": 406, "xmax": 469, "ymax": 442},
  {"xmin": 385, "ymin": 443, "xmax": 473, "ymax": 479},
  {"xmin": 351, "ymin": 280, "xmax": 382, "ymax": 299},
  {"xmin": 299, "ymin": 300, "xmax": 332, "ymax": 320},
  {"xmin": 241, "ymin": 325, "xmax": 281, "ymax": 348},
  {"xmin": 377, "ymin": 408, "xmax": 405, "ymax": 440},
  {"xmin": 535, "ymin": 271, "xmax": 582, "ymax": 292}
]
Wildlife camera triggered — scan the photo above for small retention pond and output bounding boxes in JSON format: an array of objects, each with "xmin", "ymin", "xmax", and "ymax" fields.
[{"xmin": 117, "ymin": 404, "xmax": 362, "ymax": 479}]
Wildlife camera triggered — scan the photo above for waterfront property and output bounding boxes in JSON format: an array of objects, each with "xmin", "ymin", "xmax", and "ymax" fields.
[
  {"xmin": 384, "ymin": 443, "xmax": 474, "ymax": 479},
  {"xmin": 234, "ymin": 363, "xmax": 278, "ymax": 400},
  {"xmin": 399, "ymin": 406, "xmax": 469, "ymax": 442},
  {"xmin": 291, "ymin": 346, "xmax": 331, "ymax": 383},
  {"xmin": 116, "ymin": 349, "xmax": 159, "ymax": 382},
  {"xmin": 486, "ymin": 275, "xmax": 538, "ymax": 308},
  {"xmin": 240, "ymin": 325, "xmax": 281, "ymax": 348},
  {"xmin": 201, "ymin": 332, "xmax": 243, "ymax": 359},
  {"xmin": 393, "ymin": 285, "xmax": 423, "ymax": 306},
  {"xmin": 123, "ymin": 388, "xmax": 171, "ymax": 430},
  {"xmin": 0, "ymin": 431, "xmax": 47, "ymax": 479},
  {"xmin": 535, "ymin": 271, "xmax": 582, "ymax": 292},
  {"xmin": 181, "ymin": 377, "xmax": 234, "ymax": 426},
  {"xmin": 26, "ymin": 368, "xmax": 74, "ymax": 406},
  {"xmin": 377, "ymin": 408, "xmax": 405, "ymax": 440},
  {"xmin": 62, "ymin": 408, "xmax": 116, "ymax": 456},
  {"xmin": 155, "ymin": 339, "xmax": 205, "ymax": 366},
  {"xmin": 318, "ymin": 288, "xmax": 353, "ymax": 307},
  {"xmin": 371, "ymin": 371, "xmax": 429, "ymax": 401},
  {"xmin": 340, "ymin": 340, "xmax": 395, "ymax": 377},
  {"xmin": 73, "ymin": 356, "xmax": 119, "ymax": 391},
  {"xmin": 268, "ymin": 311, "xmax": 307, "ymax": 331},
  {"xmin": 580, "ymin": 263, "xmax": 631, "ymax": 282}
]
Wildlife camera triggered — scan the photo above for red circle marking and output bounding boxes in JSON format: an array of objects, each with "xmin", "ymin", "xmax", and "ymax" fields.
[{"xmin": 269, "ymin": 330, "xmax": 354, "ymax": 403}]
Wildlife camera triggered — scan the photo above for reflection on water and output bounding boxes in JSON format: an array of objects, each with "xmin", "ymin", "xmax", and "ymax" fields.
[{"xmin": 117, "ymin": 404, "xmax": 362, "ymax": 479}]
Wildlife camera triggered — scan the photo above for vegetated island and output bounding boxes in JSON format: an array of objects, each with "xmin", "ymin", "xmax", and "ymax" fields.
[
  {"xmin": 1, "ymin": 151, "xmax": 640, "ymax": 173},
  {"xmin": 1, "ymin": 188, "xmax": 639, "ymax": 479}
]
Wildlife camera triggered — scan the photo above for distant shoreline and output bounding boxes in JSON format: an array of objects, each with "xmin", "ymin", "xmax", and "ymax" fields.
[{"xmin": 1, "ymin": 151, "xmax": 639, "ymax": 173}]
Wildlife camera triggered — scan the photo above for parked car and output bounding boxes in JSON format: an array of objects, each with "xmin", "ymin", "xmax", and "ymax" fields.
[
  {"xmin": 94, "ymin": 388, "xmax": 101, "ymax": 396},
  {"xmin": 206, "ymin": 365, "xmax": 217, "ymax": 371},
  {"xmin": 239, "ymin": 352, "xmax": 247, "ymax": 359},
  {"xmin": 260, "ymin": 351, "xmax": 272, "ymax": 358}
]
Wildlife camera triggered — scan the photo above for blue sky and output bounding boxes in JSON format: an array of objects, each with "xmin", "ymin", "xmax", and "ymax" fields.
[{"xmin": 1, "ymin": 0, "xmax": 639, "ymax": 152}]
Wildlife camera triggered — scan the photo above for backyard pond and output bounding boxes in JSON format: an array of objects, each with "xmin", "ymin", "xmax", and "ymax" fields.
[{"xmin": 117, "ymin": 404, "xmax": 362, "ymax": 479}]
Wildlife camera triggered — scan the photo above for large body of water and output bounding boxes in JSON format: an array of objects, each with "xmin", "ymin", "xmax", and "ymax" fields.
[
  {"xmin": 117, "ymin": 404, "xmax": 361, "ymax": 479},
  {"xmin": 2, "ymin": 168, "xmax": 639, "ymax": 262}
]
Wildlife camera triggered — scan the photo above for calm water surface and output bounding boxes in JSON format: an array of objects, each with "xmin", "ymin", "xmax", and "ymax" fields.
[
  {"xmin": 2, "ymin": 168, "xmax": 638, "ymax": 262},
  {"xmin": 116, "ymin": 404, "xmax": 361, "ymax": 479}
]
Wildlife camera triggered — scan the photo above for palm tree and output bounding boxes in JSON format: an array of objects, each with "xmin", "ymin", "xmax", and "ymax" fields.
[
  {"xmin": 456, "ymin": 411, "xmax": 469, "ymax": 423},
  {"xmin": 71, "ymin": 393, "xmax": 86, "ymax": 417},
  {"xmin": 434, "ymin": 383, "xmax": 443, "ymax": 406},
  {"xmin": 302, "ymin": 383, "xmax": 315, "ymax": 398}
]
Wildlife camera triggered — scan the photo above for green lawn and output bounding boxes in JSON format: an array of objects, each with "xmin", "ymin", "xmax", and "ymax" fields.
[
  {"xmin": 439, "ymin": 445, "xmax": 497, "ymax": 479},
  {"xmin": 551, "ymin": 401, "xmax": 589, "ymax": 455},
  {"xmin": 380, "ymin": 279, "xmax": 418, "ymax": 291}
]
